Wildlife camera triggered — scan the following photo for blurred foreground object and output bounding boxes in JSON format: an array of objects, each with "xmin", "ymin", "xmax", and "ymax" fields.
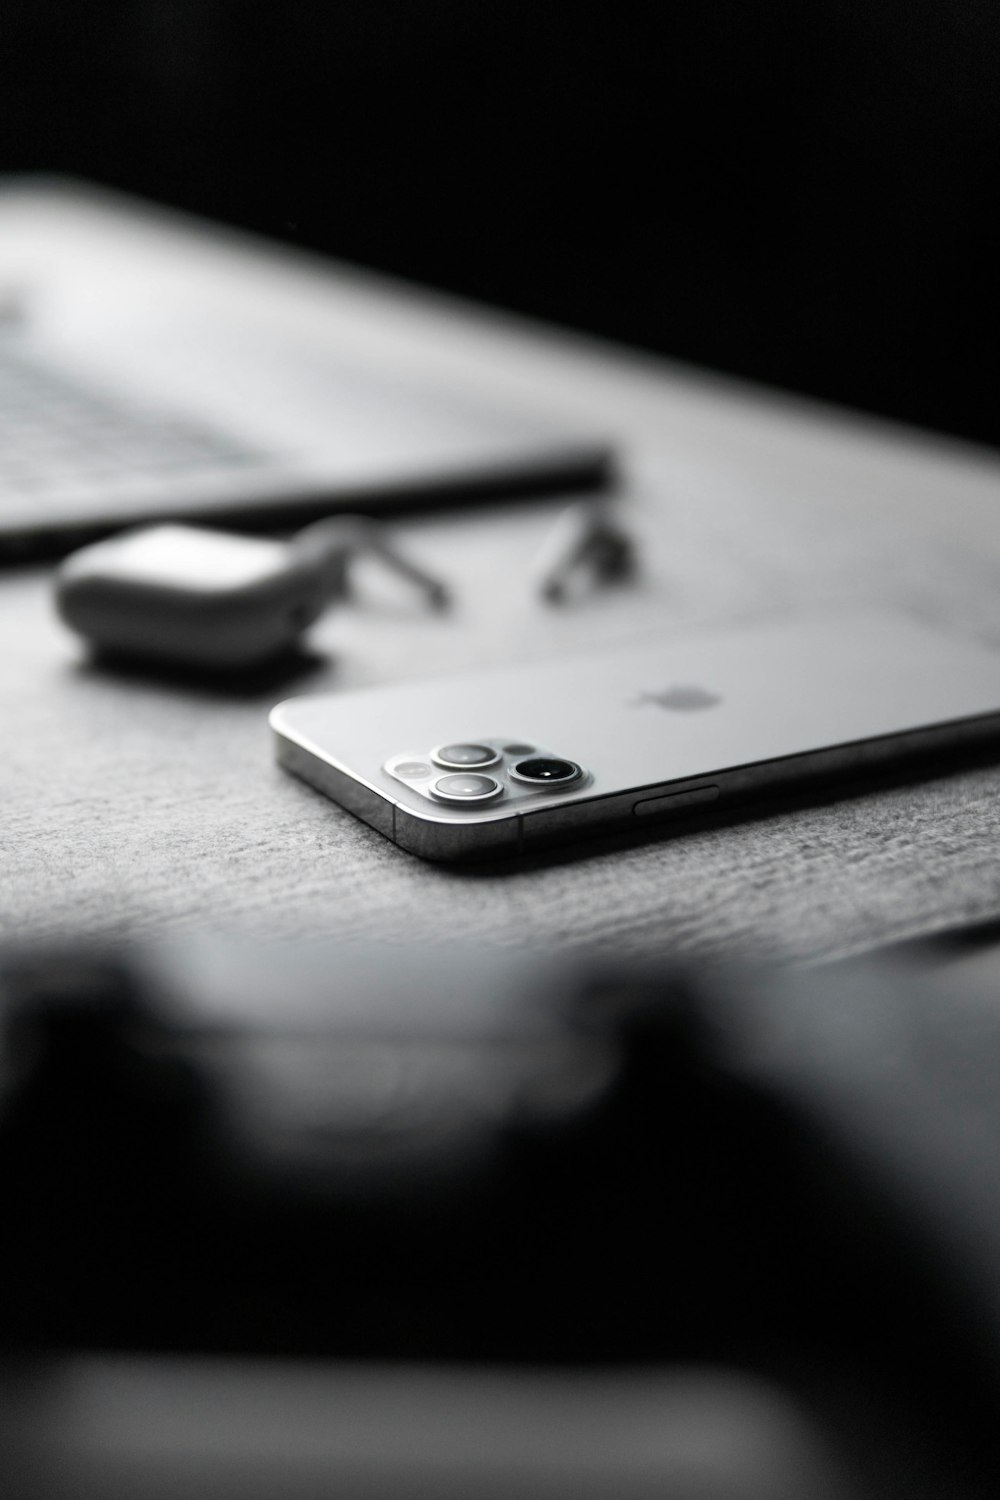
[
  {"xmin": 55, "ymin": 516, "xmax": 448, "ymax": 670},
  {"xmin": 1, "ymin": 1360, "xmax": 835, "ymax": 1500},
  {"xmin": 3, "ymin": 939, "xmax": 1000, "ymax": 1497}
]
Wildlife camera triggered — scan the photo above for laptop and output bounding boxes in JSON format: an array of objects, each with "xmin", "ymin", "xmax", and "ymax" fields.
[{"xmin": 0, "ymin": 179, "xmax": 612, "ymax": 560}]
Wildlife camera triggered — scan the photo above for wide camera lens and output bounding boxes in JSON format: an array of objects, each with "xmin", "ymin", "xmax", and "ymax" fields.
[
  {"xmin": 510, "ymin": 757, "xmax": 582, "ymax": 785},
  {"xmin": 431, "ymin": 773, "xmax": 503, "ymax": 803},
  {"xmin": 432, "ymin": 743, "xmax": 500, "ymax": 769}
]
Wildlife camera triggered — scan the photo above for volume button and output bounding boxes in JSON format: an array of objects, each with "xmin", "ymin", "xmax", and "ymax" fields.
[{"xmin": 633, "ymin": 785, "xmax": 720, "ymax": 817}]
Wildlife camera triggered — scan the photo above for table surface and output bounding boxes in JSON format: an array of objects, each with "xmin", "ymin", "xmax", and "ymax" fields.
[{"xmin": 4, "ymin": 186, "xmax": 1000, "ymax": 968}]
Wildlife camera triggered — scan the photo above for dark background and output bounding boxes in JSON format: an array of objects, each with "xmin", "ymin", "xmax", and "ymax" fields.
[{"xmin": 2, "ymin": 2, "xmax": 998, "ymax": 447}]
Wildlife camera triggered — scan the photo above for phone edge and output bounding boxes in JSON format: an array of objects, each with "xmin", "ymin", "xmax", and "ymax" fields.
[{"xmin": 273, "ymin": 709, "xmax": 1000, "ymax": 863}]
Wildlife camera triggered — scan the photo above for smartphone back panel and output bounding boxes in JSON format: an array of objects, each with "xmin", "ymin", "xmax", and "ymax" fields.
[{"xmin": 271, "ymin": 614, "xmax": 1000, "ymax": 859}]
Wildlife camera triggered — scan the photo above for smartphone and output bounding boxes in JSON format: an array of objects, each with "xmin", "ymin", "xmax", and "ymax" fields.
[{"xmin": 270, "ymin": 614, "xmax": 1000, "ymax": 861}]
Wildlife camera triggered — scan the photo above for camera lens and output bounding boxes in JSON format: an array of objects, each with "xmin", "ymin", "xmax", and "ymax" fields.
[
  {"xmin": 509, "ymin": 756, "xmax": 582, "ymax": 786},
  {"xmin": 431, "ymin": 773, "xmax": 503, "ymax": 804},
  {"xmin": 432, "ymin": 743, "xmax": 501, "ymax": 769}
]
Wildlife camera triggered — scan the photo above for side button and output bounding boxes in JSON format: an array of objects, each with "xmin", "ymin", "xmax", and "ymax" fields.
[{"xmin": 633, "ymin": 785, "xmax": 720, "ymax": 818}]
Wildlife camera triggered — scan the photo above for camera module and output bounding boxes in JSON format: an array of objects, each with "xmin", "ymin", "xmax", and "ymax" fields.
[
  {"xmin": 430, "ymin": 772, "xmax": 503, "ymax": 804},
  {"xmin": 509, "ymin": 756, "xmax": 582, "ymax": 786},
  {"xmin": 432, "ymin": 743, "xmax": 501, "ymax": 770}
]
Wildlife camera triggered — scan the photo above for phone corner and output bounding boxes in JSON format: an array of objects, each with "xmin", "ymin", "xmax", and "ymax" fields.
[
  {"xmin": 393, "ymin": 804, "xmax": 522, "ymax": 863},
  {"xmin": 268, "ymin": 697, "xmax": 301, "ymax": 736}
]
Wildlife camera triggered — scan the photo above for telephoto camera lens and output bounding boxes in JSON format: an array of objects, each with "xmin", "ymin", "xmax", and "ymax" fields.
[
  {"xmin": 509, "ymin": 757, "xmax": 582, "ymax": 785},
  {"xmin": 432, "ymin": 743, "xmax": 501, "ymax": 769},
  {"xmin": 431, "ymin": 773, "xmax": 503, "ymax": 803}
]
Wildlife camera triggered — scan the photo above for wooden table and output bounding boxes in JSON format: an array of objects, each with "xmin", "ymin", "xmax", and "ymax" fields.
[{"xmin": 4, "ymin": 184, "xmax": 1000, "ymax": 965}]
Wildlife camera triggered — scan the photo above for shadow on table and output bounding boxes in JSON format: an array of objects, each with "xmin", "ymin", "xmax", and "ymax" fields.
[{"xmin": 70, "ymin": 645, "xmax": 334, "ymax": 702}]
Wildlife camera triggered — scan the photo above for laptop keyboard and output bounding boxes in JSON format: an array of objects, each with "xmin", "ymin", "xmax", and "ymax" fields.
[
  {"xmin": 0, "ymin": 322, "xmax": 610, "ymax": 557},
  {"xmin": 0, "ymin": 339, "xmax": 268, "ymax": 528}
]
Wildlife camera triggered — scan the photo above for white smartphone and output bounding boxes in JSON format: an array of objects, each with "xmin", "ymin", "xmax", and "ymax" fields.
[{"xmin": 270, "ymin": 614, "xmax": 1000, "ymax": 861}]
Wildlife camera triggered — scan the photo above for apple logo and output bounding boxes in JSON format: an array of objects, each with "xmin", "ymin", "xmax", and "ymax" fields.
[{"xmin": 632, "ymin": 684, "xmax": 721, "ymax": 711}]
